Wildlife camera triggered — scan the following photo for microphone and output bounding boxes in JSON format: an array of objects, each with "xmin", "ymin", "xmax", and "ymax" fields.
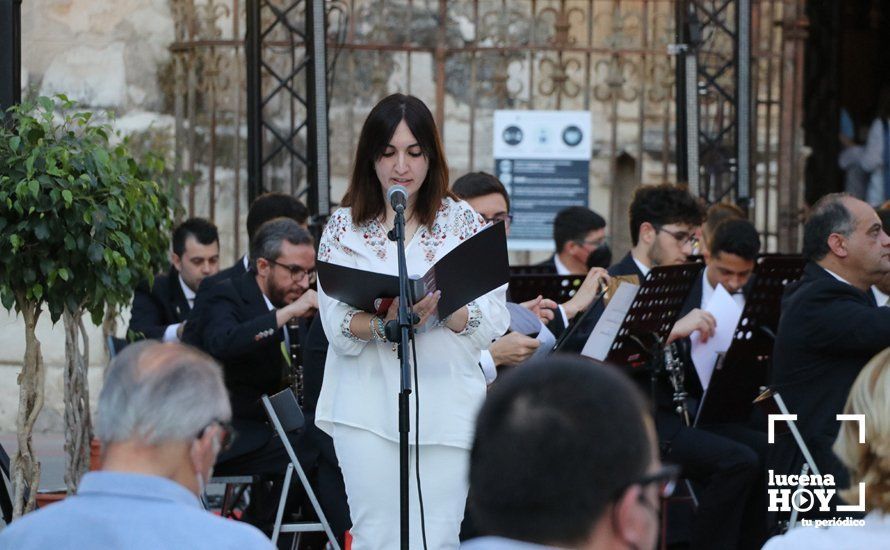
[{"xmin": 387, "ymin": 185, "xmax": 408, "ymax": 212}]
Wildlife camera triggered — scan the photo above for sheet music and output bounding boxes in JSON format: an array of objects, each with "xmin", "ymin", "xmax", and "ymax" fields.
[
  {"xmin": 505, "ymin": 301, "xmax": 556, "ymax": 363},
  {"xmin": 581, "ymin": 283, "xmax": 639, "ymax": 361},
  {"xmin": 690, "ymin": 284, "xmax": 743, "ymax": 390}
]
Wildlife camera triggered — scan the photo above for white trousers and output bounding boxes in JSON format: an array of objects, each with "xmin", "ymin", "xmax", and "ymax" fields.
[{"xmin": 332, "ymin": 424, "xmax": 469, "ymax": 550}]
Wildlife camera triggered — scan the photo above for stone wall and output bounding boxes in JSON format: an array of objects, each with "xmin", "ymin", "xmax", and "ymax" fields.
[{"xmin": 2, "ymin": 0, "xmax": 178, "ymax": 432}]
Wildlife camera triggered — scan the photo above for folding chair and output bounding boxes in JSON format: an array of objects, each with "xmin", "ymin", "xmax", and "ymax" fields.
[
  {"xmin": 205, "ymin": 474, "xmax": 258, "ymax": 518},
  {"xmin": 262, "ymin": 389, "xmax": 341, "ymax": 550}
]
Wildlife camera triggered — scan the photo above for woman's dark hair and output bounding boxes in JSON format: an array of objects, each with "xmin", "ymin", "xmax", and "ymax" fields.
[{"xmin": 342, "ymin": 94, "xmax": 453, "ymax": 227}]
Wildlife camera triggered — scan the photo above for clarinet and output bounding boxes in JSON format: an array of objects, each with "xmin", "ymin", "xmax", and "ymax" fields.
[
  {"xmin": 286, "ymin": 318, "xmax": 305, "ymax": 407},
  {"xmin": 663, "ymin": 342, "xmax": 691, "ymax": 426}
]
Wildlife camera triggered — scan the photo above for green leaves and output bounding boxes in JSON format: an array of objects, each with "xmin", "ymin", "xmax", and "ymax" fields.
[{"xmin": 0, "ymin": 95, "xmax": 176, "ymax": 321}]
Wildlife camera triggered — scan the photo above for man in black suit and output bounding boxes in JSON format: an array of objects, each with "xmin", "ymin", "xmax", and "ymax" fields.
[
  {"xmin": 608, "ymin": 185, "xmax": 764, "ymax": 549},
  {"xmin": 201, "ymin": 219, "xmax": 316, "ymax": 463},
  {"xmin": 184, "ymin": 193, "xmax": 310, "ymax": 349},
  {"xmin": 198, "ymin": 219, "xmax": 324, "ymax": 528},
  {"xmin": 128, "ymin": 218, "xmax": 220, "ymax": 342},
  {"xmin": 451, "ymin": 172, "xmax": 609, "ymax": 378},
  {"xmin": 540, "ymin": 205, "xmax": 611, "ymax": 274},
  {"xmin": 771, "ymin": 193, "xmax": 890, "ymax": 488}
]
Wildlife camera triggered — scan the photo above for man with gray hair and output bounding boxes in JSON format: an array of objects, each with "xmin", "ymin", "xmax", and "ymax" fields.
[
  {"xmin": 197, "ymin": 217, "xmax": 319, "ymax": 525},
  {"xmin": 771, "ymin": 193, "xmax": 890, "ymax": 488},
  {"xmin": 0, "ymin": 341, "xmax": 274, "ymax": 549}
]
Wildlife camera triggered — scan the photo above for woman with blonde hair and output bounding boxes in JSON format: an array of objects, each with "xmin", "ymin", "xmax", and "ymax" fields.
[{"xmin": 764, "ymin": 347, "xmax": 890, "ymax": 548}]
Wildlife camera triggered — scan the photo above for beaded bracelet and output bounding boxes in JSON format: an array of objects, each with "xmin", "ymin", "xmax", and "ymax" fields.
[{"xmin": 369, "ymin": 315, "xmax": 387, "ymax": 342}]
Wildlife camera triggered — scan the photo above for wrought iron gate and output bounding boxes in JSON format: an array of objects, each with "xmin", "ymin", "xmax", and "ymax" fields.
[{"xmin": 168, "ymin": 0, "xmax": 806, "ymax": 259}]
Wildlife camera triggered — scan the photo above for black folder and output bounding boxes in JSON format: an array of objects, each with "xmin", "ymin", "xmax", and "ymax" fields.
[{"xmin": 316, "ymin": 221, "xmax": 509, "ymax": 319}]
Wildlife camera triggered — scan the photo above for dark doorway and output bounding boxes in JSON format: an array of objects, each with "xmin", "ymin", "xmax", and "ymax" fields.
[{"xmin": 804, "ymin": 0, "xmax": 890, "ymax": 205}]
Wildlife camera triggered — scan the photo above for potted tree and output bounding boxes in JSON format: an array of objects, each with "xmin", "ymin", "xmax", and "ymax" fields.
[{"xmin": 0, "ymin": 95, "xmax": 175, "ymax": 517}]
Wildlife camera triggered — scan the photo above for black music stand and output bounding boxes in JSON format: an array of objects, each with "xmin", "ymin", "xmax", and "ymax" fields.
[
  {"xmin": 602, "ymin": 263, "xmax": 704, "ymax": 369},
  {"xmin": 694, "ymin": 255, "xmax": 806, "ymax": 426},
  {"xmin": 510, "ymin": 264, "xmax": 557, "ymax": 276},
  {"xmin": 508, "ymin": 273, "xmax": 585, "ymax": 305}
]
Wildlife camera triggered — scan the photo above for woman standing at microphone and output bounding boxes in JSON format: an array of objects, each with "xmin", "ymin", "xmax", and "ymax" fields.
[{"xmin": 315, "ymin": 93, "xmax": 509, "ymax": 549}]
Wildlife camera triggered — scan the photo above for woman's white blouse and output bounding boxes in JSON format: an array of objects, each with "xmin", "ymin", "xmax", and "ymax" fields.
[{"xmin": 315, "ymin": 197, "xmax": 509, "ymax": 449}]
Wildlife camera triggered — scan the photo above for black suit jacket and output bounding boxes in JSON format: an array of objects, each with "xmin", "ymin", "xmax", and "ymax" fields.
[
  {"xmin": 182, "ymin": 257, "xmax": 248, "ymax": 348},
  {"xmin": 608, "ymin": 252, "xmax": 646, "ymax": 279},
  {"xmin": 128, "ymin": 267, "xmax": 191, "ymax": 340},
  {"xmin": 201, "ymin": 270, "xmax": 301, "ymax": 421},
  {"xmin": 770, "ymin": 262, "xmax": 890, "ymax": 479},
  {"xmin": 535, "ymin": 255, "xmax": 559, "ymax": 273}
]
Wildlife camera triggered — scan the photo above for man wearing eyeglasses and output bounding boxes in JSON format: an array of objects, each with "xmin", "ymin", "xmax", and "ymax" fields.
[
  {"xmin": 197, "ymin": 217, "xmax": 318, "ymax": 526},
  {"xmin": 462, "ymin": 354, "xmax": 671, "ymax": 550},
  {"xmin": 0, "ymin": 341, "xmax": 274, "ymax": 549},
  {"xmin": 452, "ymin": 173, "xmax": 611, "ymax": 381}
]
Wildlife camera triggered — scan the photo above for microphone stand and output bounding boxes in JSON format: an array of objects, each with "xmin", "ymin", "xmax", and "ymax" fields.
[{"xmin": 384, "ymin": 202, "xmax": 413, "ymax": 550}]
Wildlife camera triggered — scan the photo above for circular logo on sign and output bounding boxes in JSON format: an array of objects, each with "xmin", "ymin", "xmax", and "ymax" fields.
[
  {"xmin": 503, "ymin": 126, "xmax": 523, "ymax": 146},
  {"xmin": 562, "ymin": 125, "xmax": 583, "ymax": 147}
]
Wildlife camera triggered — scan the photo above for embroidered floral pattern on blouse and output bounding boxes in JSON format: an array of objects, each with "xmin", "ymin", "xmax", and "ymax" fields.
[
  {"xmin": 451, "ymin": 208, "xmax": 483, "ymax": 241},
  {"xmin": 419, "ymin": 221, "xmax": 448, "ymax": 263},
  {"xmin": 457, "ymin": 300, "xmax": 482, "ymax": 336},
  {"xmin": 340, "ymin": 308, "xmax": 366, "ymax": 343},
  {"xmin": 362, "ymin": 221, "xmax": 389, "ymax": 261},
  {"xmin": 319, "ymin": 209, "xmax": 358, "ymax": 262}
]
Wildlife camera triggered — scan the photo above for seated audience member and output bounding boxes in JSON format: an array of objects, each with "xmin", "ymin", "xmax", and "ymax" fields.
[
  {"xmin": 452, "ymin": 172, "xmax": 608, "ymax": 377},
  {"xmin": 462, "ymin": 354, "xmax": 671, "ymax": 550},
  {"xmin": 699, "ymin": 202, "xmax": 745, "ymax": 261},
  {"xmin": 771, "ymin": 194, "xmax": 890, "ymax": 488},
  {"xmin": 128, "ymin": 217, "xmax": 220, "ymax": 342},
  {"xmin": 541, "ymin": 205, "xmax": 610, "ymax": 274},
  {"xmin": 764, "ymin": 347, "xmax": 890, "ymax": 548},
  {"xmin": 0, "ymin": 341, "xmax": 273, "ymax": 550}
]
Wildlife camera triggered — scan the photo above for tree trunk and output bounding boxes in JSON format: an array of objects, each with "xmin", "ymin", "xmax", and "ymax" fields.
[
  {"xmin": 12, "ymin": 297, "xmax": 45, "ymax": 518},
  {"xmin": 63, "ymin": 308, "xmax": 91, "ymax": 494}
]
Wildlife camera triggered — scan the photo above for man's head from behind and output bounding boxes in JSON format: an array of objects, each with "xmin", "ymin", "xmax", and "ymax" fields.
[
  {"xmin": 469, "ymin": 355, "xmax": 664, "ymax": 549},
  {"xmin": 706, "ymin": 218, "xmax": 760, "ymax": 294},
  {"xmin": 171, "ymin": 218, "xmax": 220, "ymax": 292},
  {"xmin": 246, "ymin": 193, "xmax": 310, "ymax": 242},
  {"xmin": 452, "ymin": 172, "xmax": 512, "ymax": 235},
  {"xmin": 251, "ymin": 218, "xmax": 315, "ymax": 308},
  {"xmin": 96, "ymin": 341, "xmax": 232, "ymax": 495},
  {"xmin": 803, "ymin": 193, "xmax": 890, "ymax": 290},
  {"xmin": 629, "ymin": 184, "xmax": 705, "ymax": 268},
  {"xmin": 553, "ymin": 206, "xmax": 609, "ymax": 271}
]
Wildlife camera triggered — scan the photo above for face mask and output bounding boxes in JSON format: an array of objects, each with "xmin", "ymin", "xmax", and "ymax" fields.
[{"xmin": 586, "ymin": 244, "xmax": 612, "ymax": 269}]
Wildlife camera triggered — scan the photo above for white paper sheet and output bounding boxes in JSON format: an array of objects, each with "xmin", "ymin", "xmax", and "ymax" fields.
[
  {"xmin": 690, "ymin": 284, "xmax": 743, "ymax": 390},
  {"xmin": 581, "ymin": 283, "xmax": 639, "ymax": 361}
]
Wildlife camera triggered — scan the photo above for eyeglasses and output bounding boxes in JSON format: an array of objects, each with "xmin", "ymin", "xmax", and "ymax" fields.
[
  {"xmin": 483, "ymin": 213, "xmax": 513, "ymax": 225},
  {"xmin": 197, "ymin": 419, "xmax": 235, "ymax": 452},
  {"xmin": 633, "ymin": 464, "xmax": 680, "ymax": 499},
  {"xmin": 268, "ymin": 259, "xmax": 316, "ymax": 283},
  {"xmin": 656, "ymin": 226, "xmax": 699, "ymax": 248}
]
